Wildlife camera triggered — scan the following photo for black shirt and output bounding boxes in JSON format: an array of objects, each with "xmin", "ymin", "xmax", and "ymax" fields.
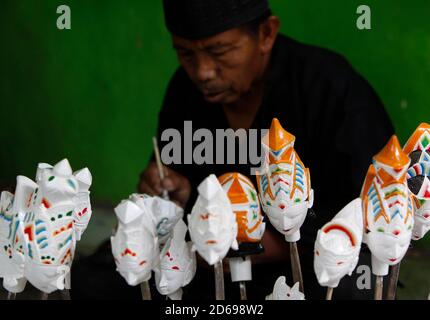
[{"xmin": 155, "ymin": 34, "xmax": 394, "ymax": 299}]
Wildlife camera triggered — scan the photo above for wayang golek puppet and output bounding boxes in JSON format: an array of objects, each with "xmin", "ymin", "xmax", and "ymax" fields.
[
  {"xmin": 257, "ymin": 118, "xmax": 314, "ymax": 292},
  {"xmin": 111, "ymin": 193, "xmax": 183, "ymax": 300},
  {"xmin": 187, "ymin": 174, "xmax": 238, "ymax": 300},
  {"xmin": 218, "ymin": 172, "xmax": 265, "ymax": 300},
  {"xmin": 0, "ymin": 159, "xmax": 93, "ymax": 300}
]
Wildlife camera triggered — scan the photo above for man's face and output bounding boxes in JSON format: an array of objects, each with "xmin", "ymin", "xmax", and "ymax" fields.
[{"xmin": 172, "ymin": 28, "xmax": 264, "ymax": 104}]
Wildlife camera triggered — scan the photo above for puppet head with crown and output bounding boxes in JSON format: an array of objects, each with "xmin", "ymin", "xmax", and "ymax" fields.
[
  {"xmin": 314, "ymin": 198, "xmax": 363, "ymax": 288},
  {"xmin": 403, "ymin": 123, "xmax": 430, "ymax": 240},
  {"xmin": 218, "ymin": 172, "xmax": 265, "ymax": 244},
  {"xmin": 188, "ymin": 175, "xmax": 238, "ymax": 266},
  {"xmin": 361, "ymin": 136, "xmax": 413, "ymax": 276},
  {"xmin": 111, "ymin": 199, "xmax": 159, "ymax": 286},
  {"xmin": 154, "ymin": 220, "xmax": 196, "ymax": 300},
  {"xmin": 257, "ymin": 118, "xmax": 313, "ymax": 242}
]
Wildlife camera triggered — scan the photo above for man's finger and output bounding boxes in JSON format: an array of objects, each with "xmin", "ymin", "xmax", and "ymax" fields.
[{"xmin": 138, "ymin": 180, "xmax": 160, "ymax": 196}]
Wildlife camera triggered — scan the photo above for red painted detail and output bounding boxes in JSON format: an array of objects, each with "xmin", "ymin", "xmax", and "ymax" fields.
[
  {"xmin": 121, "ymin": 248, "xmax": 137, "ymax": 257},
  {"xmin": 323, "ymin": 224, "xmax": 356, "ymax": 246},
  {"xmin": 42, "ymin": 198, "xmax": 51, "ymax": 209},
  {"xmin": 24, "ymin": 225, "xmax": 34, "ymax": 241}
]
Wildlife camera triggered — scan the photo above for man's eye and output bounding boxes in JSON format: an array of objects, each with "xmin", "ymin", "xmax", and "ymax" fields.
[
  {"xmin": 211, "ymin": 50, "xmax": 227, "ymax": 56},
  {"xmin": 178, "ymin": 51, "xmax": 193, "ymax": 60},
  {"xmin": 211, "ymin": 48, "xmax": 232, "ymax": 57}
]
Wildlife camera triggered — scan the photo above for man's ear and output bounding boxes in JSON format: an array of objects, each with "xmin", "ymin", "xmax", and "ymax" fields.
[{"xmin": 259, "ymin": 16, "xmax": 280, "ymax": 54}]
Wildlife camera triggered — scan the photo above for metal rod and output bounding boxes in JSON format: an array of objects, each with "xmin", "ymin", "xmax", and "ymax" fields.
[
  {"xmin": 290, "ymin": 241, "xmax": 304, "ymax": 293},
  {"xmin": 326, "ymin": 287, "xmax": 334, "ymax": 300},
  {"xmin": 239, "ymin": 281, "xmax": 247, "ymax": 300},
  {"xmin": 214, "ymin": 260, "xmax": 225, "ymax": 300},
  {"xmin": 386, "ymin": 264, "xmax": 400, "ymax": 300},
  {"xmin": 374, "ymin": 276, "xmax": 383, "ymax": 300},
  {"xmin": 152, "ymin": 137, "xmax": 169, "ymax": 200},
  {"xmin": 6, "ymin": 292, "xmax": 16, "ymax": 300},
  {"xmin": 140, "ymin": 281, "xmax": 152, "ymax": 300}
]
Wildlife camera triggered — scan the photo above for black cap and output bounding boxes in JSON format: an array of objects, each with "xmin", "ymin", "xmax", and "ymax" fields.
[{"xmin": 163, "ymin": 0, "xmax": 270, "ymax": 40}]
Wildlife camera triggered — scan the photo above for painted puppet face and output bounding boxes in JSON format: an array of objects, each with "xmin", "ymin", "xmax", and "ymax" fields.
[
  {"xmin": 130, "ymin": 194, "xmax": 183, "ymax": 246},
  {"xmin": 23, "ymin": 160, "xmax": 79, "ymax": 293},
  {"xmin": 188, "ymin": 175, "xmax": 238, "ymax": 265},
  {"xmin": 314, "ymin": 198, "xmax": 363, "ymax": 288},
  {"xmin": 0, "ymin": 191, "xmax": 26, "ymax": 292},
  {"xmin": 365, "ymin": 220, "xmax": 411, "ymax": 266},
  {"xmin": 38, "ymin": 159, "xmax": 79, "ymax": 206},
  {"xmin": 0, "ymin": 191, "xmax": 14, "ymax": 248},
  {"xmin": 266, "ymin": 276, "xmax": 305, "ymax": 300},
  {"xmin": 257, "ymin": 118, "xmax": 313, "ymax": 242},
  {"xmin": 314, "ymin": 227, "xmax": 358, "ymax": 288},
  {"xmin": 154, "ymin": 220, "xmax": 196, "ymax": 297},
  {"xmin": 111, "ymin": 199, "xmax": 159, "ymax": 286},
  {"xmin": 218, "ymin": 172, "xmax": 265, "ymax": 243},
  {"xmin": 72, "ymin": 168, "xmax": 93, "ymax": 241},
  {"xmin": 403, "ymin": 123, "xmax": 430, "ymax": 240},
  {"xmin": 1, "ymin": 176, "xmax": 40, "ymax": 293},
  {"xmin": 411, "ymin": 197, "xmax": 430, "ymax": 240},
  {"xmin": 362, "ymin": 136, "xmax": 413, "ymax": 274}
]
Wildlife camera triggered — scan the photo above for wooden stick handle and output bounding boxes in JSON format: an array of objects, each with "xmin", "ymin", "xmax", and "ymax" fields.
[
  {"xmin": 239, "ymin": 281, "xmax": 247, "ymax": 300},
  {"xmin": 40, "ymin": 292, "xmax": 49, "ymax": 300},
  {"xmin": 386, "ymin": 264, "xmax": 400, "ymax": 300},
  {"xmin": 214, "ymin": 260, "xmax": 225, "ymax": 300},
  {"xmin": 6, "ymin": 292, "xmax": 16, "ymax": 300},
  {"xmin": 374, "ymin": 276, "xmax": 384, "ymax": 300},
  {"xmin": 326, "ymin": 287, "xmax": 334, "ymax": 300},
  {"xmin": 290, "ymin": 241, "xmax": 304, "ymax": 293},
  {"xmin": 140, "ymin": 281, "xmax": 152, "ymax": 300},
  {"xmin": 152, "ymin": 137, "xmax": 169, "ymax": 200}
]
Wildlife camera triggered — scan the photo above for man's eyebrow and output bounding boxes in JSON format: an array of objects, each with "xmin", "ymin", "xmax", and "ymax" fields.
[
  {"xmin": 173, "ymin": 44, "xmax": 189, "ymax": 51},
  {"xmin": 204, "ymin": 43, "xmax": 233, "ymax": 51}
]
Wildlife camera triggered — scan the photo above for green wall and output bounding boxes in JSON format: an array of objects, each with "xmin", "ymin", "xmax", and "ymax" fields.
[{"xmin": 1, "ymin": 0, "xmax": 429, "ymax": 203}]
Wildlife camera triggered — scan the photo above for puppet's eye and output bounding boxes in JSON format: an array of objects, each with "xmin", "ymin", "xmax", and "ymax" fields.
[
  {"xmin": 172, "ymin": 266, "xmax": 179, "ymax": 271},
  {"xmin": 337, "ymin": 261, "xmax": 344, "ymax": 265},
  {"xmin": 295, "ymin": 198, "xmax": 301, "ymax": 203},
  {"xmin": 408, "ymin": 225, "xmax": 413, "ymax": 230},
  {"xmin": 377, "ymin": 228, "xmax": 385, "ymax": 233},
  {"xmin": 315, "ymin": 250, "xmax": 320, "ymax": 256}
]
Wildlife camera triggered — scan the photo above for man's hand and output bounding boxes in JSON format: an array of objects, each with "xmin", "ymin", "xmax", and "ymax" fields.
[{"xmin": 138, "ymin": 162, "xmax": 191, "ymax": 208}]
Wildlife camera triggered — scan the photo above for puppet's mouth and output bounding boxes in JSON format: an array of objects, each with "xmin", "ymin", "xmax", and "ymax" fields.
[{"xmin": 389, "ymin": 258, "xmax": 397, "ymax": 262}]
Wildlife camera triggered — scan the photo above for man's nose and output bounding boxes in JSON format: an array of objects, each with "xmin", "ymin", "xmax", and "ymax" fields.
[{"xmin": 196, "ymin": 56, "xmax": 217, "ymax": 83}]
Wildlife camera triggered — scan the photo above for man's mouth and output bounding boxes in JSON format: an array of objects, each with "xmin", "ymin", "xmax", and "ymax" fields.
[{"xmin": 202, "ymin": 89, "xmax": 228, "ymax": 102}]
